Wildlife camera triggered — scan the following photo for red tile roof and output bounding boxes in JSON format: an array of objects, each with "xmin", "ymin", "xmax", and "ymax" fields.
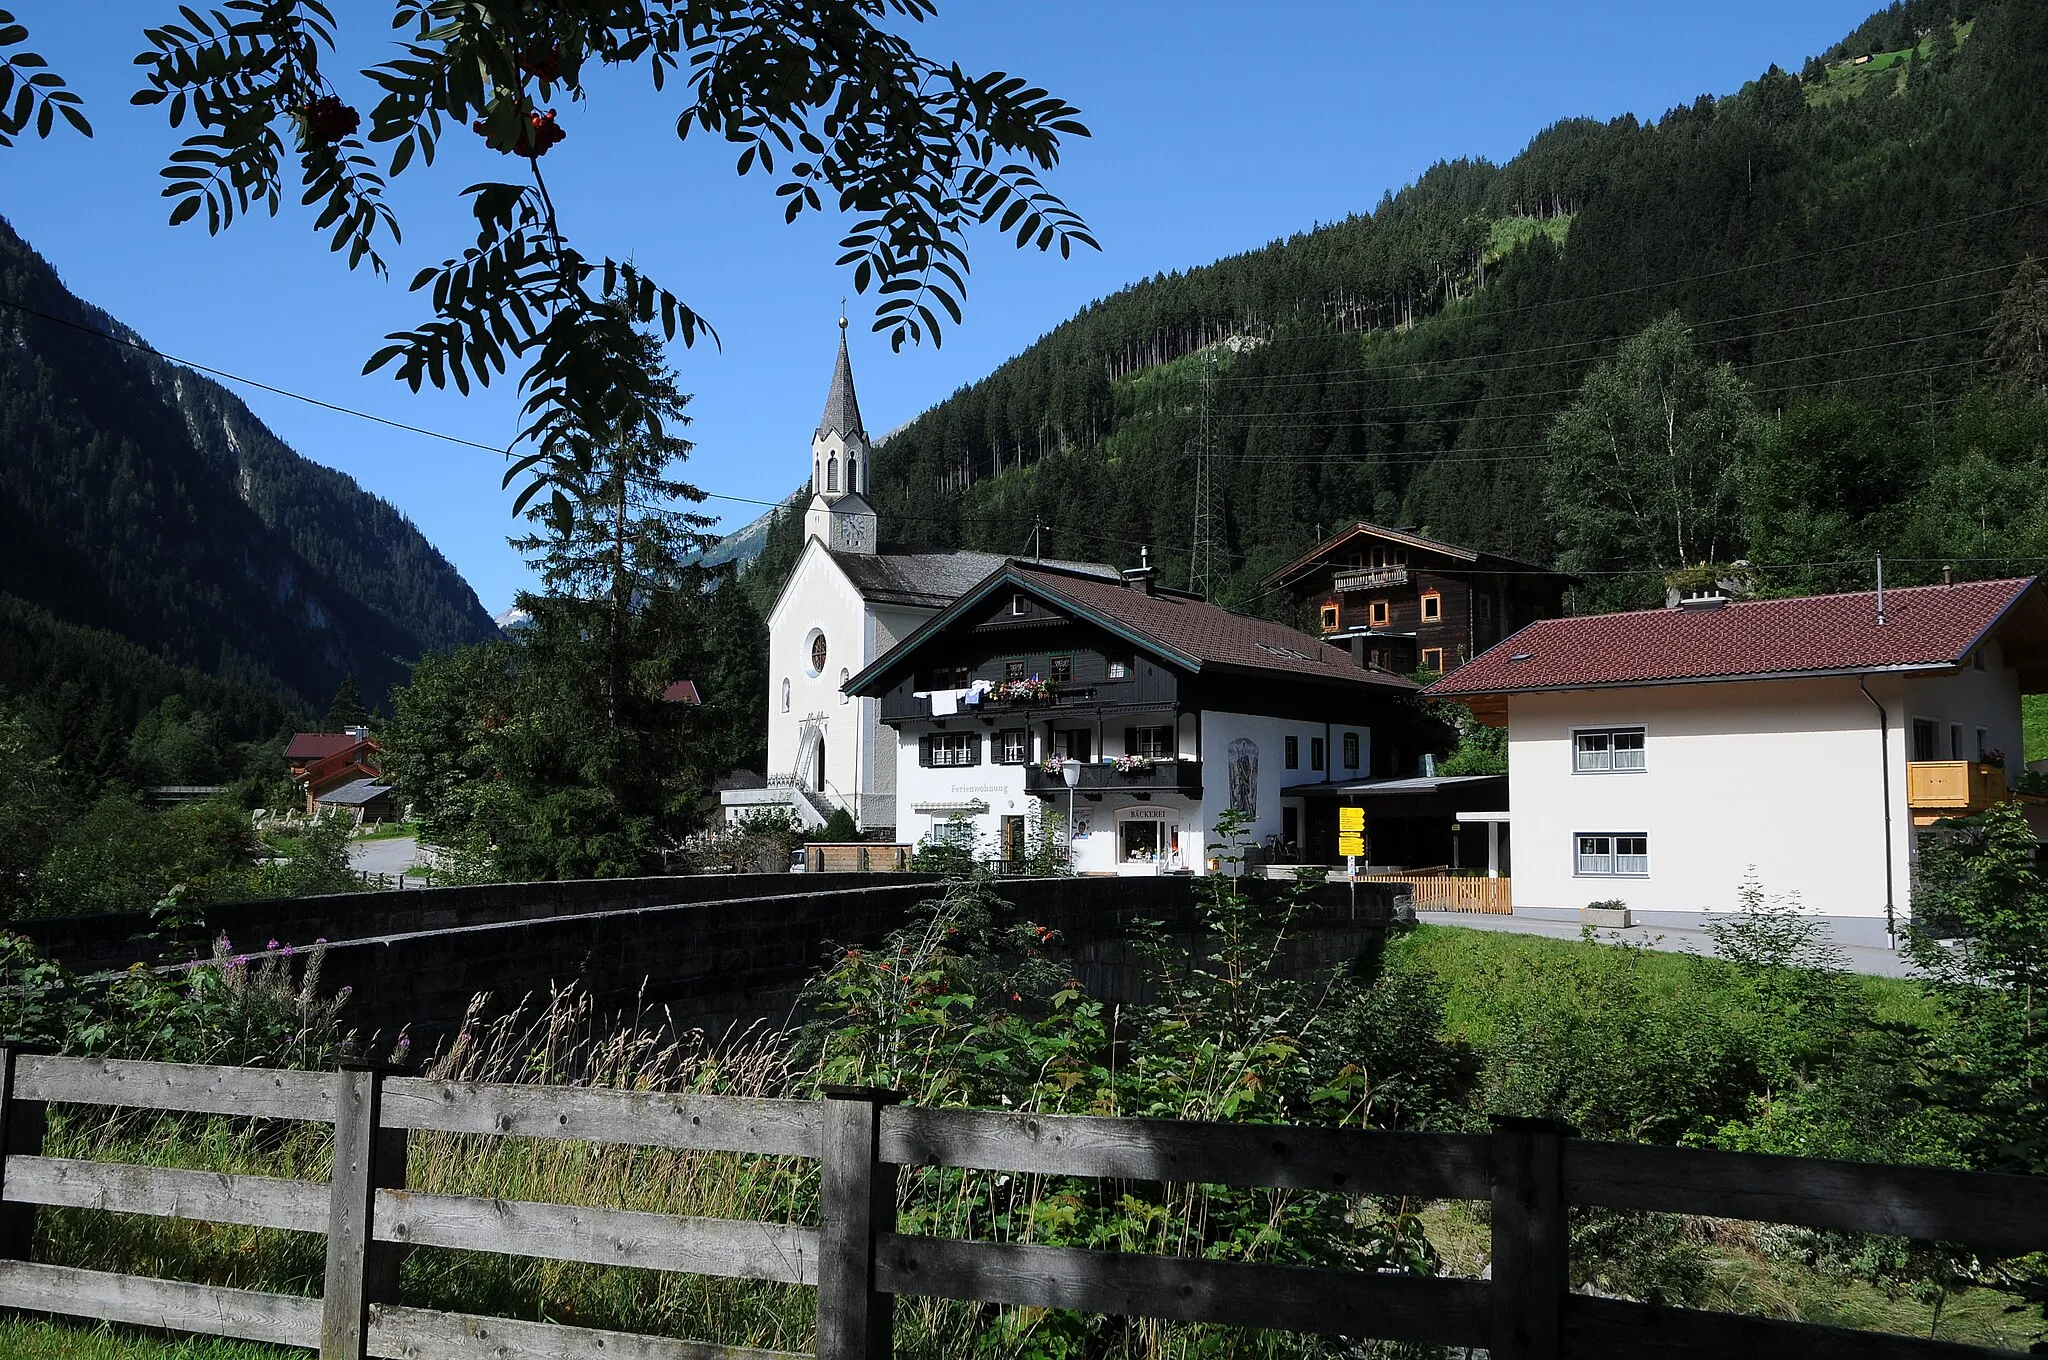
[
  {"xmin": 1429, "ymin": 578, "xmax": 2040, "ymax": 697},
  {"xmin": 285, "ymin": 732, "xmax": 364, "ymax": 761},
  {"xmin": 661, "ymin": 680, "xmax": 702, "ymax": 705}
]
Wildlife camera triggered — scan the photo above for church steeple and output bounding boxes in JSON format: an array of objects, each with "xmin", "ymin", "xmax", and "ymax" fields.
[{"xmin": 805, "ymin": 316, "xmax": 879, "ymax": 554}]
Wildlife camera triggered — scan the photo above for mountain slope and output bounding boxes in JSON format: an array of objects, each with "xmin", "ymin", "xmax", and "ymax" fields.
[
  {"xmin": 864, "ymin": 0, "xmax": 2046, "ymax": 604},
  {"xmin": 0, "ymin": 216, "xmax": 497, "ymax": 708}
]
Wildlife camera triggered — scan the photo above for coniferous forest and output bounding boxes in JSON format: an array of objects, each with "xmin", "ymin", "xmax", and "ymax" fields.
[{"xmin": 762, "ymin": 0, "xmax": 2048, "ymax": 622}]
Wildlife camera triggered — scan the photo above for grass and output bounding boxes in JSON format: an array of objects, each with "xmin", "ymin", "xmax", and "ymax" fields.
[
  {"xmin": 1484, "ymin": 214, "xmax": 1572, "ymax": 264},
  {"xmin": 0, "ymin": 1320, "xmax": 292, "ymax": 1359},
  {"xmin": 2024, "ymin": 692, "xmax": 2048, "ymax": 766},
  {"xmin": 1384, "ymin": 922, "xmax": 1941, "ymax": 1047},
  {"xmin": 1805, "ymin": 20, "xmax": 1975, "ymax": 108},
  {"xmin": 350, "ymin": 820, "xmax": 418, "ymax": 842}
]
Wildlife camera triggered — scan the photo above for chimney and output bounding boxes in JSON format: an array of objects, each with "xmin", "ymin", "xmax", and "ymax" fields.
[
  {"xmin": 346, "ymin": 725, "xmax": 370, "ymax": 743},
  {"xmin": 1122, "ymin": 545, "xmax": 1157, "ymax": 596}
]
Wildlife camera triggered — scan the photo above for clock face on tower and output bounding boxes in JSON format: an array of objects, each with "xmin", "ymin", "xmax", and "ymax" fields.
[{"xmin": 837, "ymin": 516, "xmax": 868, "ymax": 550}]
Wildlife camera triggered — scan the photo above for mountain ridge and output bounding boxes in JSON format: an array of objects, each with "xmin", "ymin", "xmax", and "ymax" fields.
[{"xmin": 0, "ymin": 215, "xmax": 497, "ymax": 711}]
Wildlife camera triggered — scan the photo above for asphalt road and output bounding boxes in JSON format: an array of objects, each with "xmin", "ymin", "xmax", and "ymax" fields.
[{"xmin": 348, "ymin": 834, "xmax": 421, "ymax": 882}]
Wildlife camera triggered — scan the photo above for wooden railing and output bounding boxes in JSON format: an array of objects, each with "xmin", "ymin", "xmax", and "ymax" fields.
[
  {"xmin": 1907, "ymin": 760, "xmax": 2008, "ymax": 825},
  {"xmin": 1361, "ymin": 872, "xmax": 1514, "ymax": 914},
  {"xmin": 0, "ymin": 1047, "xmax": 2044, "ymax": 1359},
  {"xmin": 804, "ymin": 843, "xmax": 913, "ymax": 873}
]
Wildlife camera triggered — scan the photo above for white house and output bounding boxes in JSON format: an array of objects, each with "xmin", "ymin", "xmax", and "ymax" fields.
[
  {"xmin": 720, "ymin": 322, "xmax": 1115, "ymax": 835},
  {"xmin": 844, "ymin": 558, "xmax": 1418, "ymax": 873},
  {"xmin": 1427, "ymin": 577, "xmax": 2048, "ymax": 940}
]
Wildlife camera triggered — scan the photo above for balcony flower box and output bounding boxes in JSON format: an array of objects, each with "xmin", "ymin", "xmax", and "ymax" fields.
[
  {"xmin": 975, "ymin": 676, "xmax": 1050, "ymax": 706},
  {"xmin": 1112, "ymin": 754, "xmax": 1159, "ymax": 775}
]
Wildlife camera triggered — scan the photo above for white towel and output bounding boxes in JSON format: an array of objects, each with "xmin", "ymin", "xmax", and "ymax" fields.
[{"xmin": 930, "ymin": 689, "xmax": 959, "ymax": 716}]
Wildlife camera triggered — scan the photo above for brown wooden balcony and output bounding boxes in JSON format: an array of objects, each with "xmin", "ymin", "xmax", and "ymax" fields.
[
  {"xmin": 1023, "ymin": 758, "xmax": 1202, "ymax": 798},
  {"xmin": 1333, "ymin": 565, "xmax": 1410, "ymax": 592},
  {"xmin": 1907, "ymin": 760, "xmax": 2006, "ymax": 825}
]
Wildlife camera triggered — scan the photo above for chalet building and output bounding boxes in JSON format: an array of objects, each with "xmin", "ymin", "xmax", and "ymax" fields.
[
  {"xmin": 845, "ymin": 559, "xmax": 1419, "ymax": 874},
  {"xmin": 1263, "ymin": 523, "xmax": 1570, "ymax": 675},
  {"xmin": 719, "ymin": 320, "xmax": 1115, "ymax": 837},
  {"xmin": 1429, "ymin": 578, "xmax": 2048, "ymax": 938},
  {"xmin": 285, "ymin": 727, "xmax": 379, "ymax": 815}
]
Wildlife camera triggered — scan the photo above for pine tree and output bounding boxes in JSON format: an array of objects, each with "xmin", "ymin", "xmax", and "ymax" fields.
[
  {"xmin": 325, "ymin": 675, "xmax": 367, "ymax": 731},
  {"xmin": 1986, "ymin": 258, "xmax": 2048, "ymax": 396}
]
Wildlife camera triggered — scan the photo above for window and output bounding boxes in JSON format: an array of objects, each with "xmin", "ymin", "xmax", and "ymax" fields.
[
  {"xmin": 1310, "ymin": 737, "xmax": 1326, "ymax": 772},
  {"xmin": 810, "ymin": 632, "xmax": 828, "ymax": 674},
  {"xmin": 1319, "ymin": 604, "xmax": 1340, "ymax": 633},
  {"xmin": 1912, "ymin": 718, "xmax": 1939, "ymax": 762},
  {"xmin": 838, "ymin": 667, "xmax": 849, "ymax": 704},
  {"xmin": 1421, "ymin": 647, "xmax": 1444, "ymax": 673},
  {"xmin": 1011, "ymin": 593, "xmax": 1030, "ymax": 616},
  {"xmin": 1420, "ymin": 591, "xmax": 1442, "ymax": 622},
  {"xmin": 1004, "ymin": 660, "xmax": 1026, "ymax": 683},
  {"xmin": 997, "ymin": 729, "xmax": 1028, "ymax": 764},
  {"xmin": 1129, "ymin": 725, "xmax": 1173, "ymax": 759},
  {"xmin": 1576, "ymin": 833, "xmax": 1649, "ymax": 877},
  {"xmin": 1342, "ymin": 732, "xmax": 1360, "ymax": 769},
  {"xmin": 1370, "ymin": 545, "xmax": 1408, "ymax": 569},
  {"xmin": 1574, "ymin": 727, "xmax": 1646, "ymax": 773},
  {"xmin": 1049, "ymin": 655, "xmax": 1073, "ymax": 683},
  {"xmin": 922, "ymin": 733, "xmax": 980, "ymax": 768},
  {"xmin": 931, "ymin": 817, "xmax": 975, "ymax": 848},
  {"xmin": 780, "ymin": 678, "xmax": 791, "ymax": 713},
  {"xmin": 826, "ymin": 455, "xmax": 839, "ymax": 492},
  {"xmin": 847, "ymin": 456, "xmax": 858, "ymax": 495},
  {"xmin": 928, "ymin": 665, "xmax": 970, "ymax": 691},
  {"xmin": 1977, "ymin": 727, "xmax": 1992, "ymax": 761},
  {"xmin": 1284, "ymin": 735, "xmax": 1299, "ymax": 770},
  {"xmin": 1477, "ymin": 593, "xmax": 1494, "ymax": 622},
  {"xmin": 1951, "ymin": 724, "xmax": 1964, "ymax": 760},
  {"xmin": 1055, "ymin": 729, "xmax": 1092, "ymax": 762},
  {"xmin": 1369, "ymin": 599, "xmax": 1391, "ymax": 628},
  {"xmin": 1107, "ymin": 656, "xmax": 1131, "ymax": 680}
]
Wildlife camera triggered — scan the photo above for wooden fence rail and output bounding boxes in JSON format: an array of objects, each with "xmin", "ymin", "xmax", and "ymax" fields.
[
  {"xmin": 0, "ymin": 1047, "xmax": 2043, "ymax": 1360},
  {"xmin": 1359, "ymin": 872, "xmax": 1514, "ymax": 914}
]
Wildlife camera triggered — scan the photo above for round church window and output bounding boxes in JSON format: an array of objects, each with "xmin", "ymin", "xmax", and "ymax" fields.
[{"xmin": 809, "ymin": 630, "xmax": 828, "ymax": 676}]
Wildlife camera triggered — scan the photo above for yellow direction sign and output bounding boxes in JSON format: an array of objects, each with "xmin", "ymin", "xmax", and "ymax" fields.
[
  {"xmin": 1338, "ymin": 806, "xmax": 1365, "ymax": 832},
  {"xmin": 1338, "ymin": 833, "xmax": 1366, "ymax": 858}
]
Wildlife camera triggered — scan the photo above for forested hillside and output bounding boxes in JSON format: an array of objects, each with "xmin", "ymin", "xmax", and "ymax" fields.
[
  {"xmin": 851, "ymin": 0, "xmax": 2048, "ymax": 611},
  {"xmin": 0, "ymin": 216, "xmax": 498, "ymax": 716}
]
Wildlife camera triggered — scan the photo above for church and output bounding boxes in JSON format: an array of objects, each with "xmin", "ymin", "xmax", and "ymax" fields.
[{"xmin": 719, "ymin": 322, "xmax": 1118, "ymax": 837}]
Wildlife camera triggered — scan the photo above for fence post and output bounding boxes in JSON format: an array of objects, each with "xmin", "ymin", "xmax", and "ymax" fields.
[
  {"xmin": 818, "ymin": 1086, "xmax": 903, "ymax": 1360},
  {"xmin": 1489, "ymin": 1115, "xmax": 1571, "ymax": 1360},
  {"xmin": 322, "ymin": 1058, "xmax": 408, "ymax": 1360},
  {"xmin": 0, "ymin": 1045, "xmax": 47, "ymax": 1262}
]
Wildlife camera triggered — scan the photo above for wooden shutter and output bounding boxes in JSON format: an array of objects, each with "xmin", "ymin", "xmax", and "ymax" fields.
[{"xmin": 918, "ymin": 735, "xmax": 933, "ymax": 768}]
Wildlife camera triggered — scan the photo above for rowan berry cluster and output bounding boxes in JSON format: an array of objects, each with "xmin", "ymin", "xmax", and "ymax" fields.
[
  {"xmin": 301, "ymin": 95, "xmax": 359, "ymax": 144},
  {"xmin": 471, "ymin": 107, "xmax": 567, "ymax": 157}
]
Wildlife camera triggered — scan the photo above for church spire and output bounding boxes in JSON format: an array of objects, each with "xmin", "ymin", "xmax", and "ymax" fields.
[{"xmin": 816, "ymin": 314, "xmax": 865, "ymax": 443}]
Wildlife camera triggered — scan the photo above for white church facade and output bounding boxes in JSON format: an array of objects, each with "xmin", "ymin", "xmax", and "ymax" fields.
[{"xmin": 721, "ymin": 323, "xmax": 1115, "ymax": 835}]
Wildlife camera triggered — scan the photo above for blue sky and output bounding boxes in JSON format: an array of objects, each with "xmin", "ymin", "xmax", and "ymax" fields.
[{"xmin": 2, "ymin": 1, "xmax": 1875, "ymax": 615}]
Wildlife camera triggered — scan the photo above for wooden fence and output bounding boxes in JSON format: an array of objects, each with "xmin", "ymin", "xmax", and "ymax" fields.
[
  {"xmin": 1361, "ymin": 872, "xmax": 1514, "ymax": 914},
  {"xmin": 0, "ymin": 1046, "xmax": 2044, "ymax": 1360}
]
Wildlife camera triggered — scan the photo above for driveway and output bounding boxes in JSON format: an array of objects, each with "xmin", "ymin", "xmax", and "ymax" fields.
[{"xmin": 349, "ymin": 835, "xmax": 422, "ymax": 884}]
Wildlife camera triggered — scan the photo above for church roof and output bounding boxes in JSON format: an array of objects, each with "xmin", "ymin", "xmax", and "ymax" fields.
[
  {"xmin": 828, "ymin": 550, "xmax": 1116, "ymax": 609},
  {"xmin": 817, "ymin": 325, "xmax": 865, "ymax": 443}
]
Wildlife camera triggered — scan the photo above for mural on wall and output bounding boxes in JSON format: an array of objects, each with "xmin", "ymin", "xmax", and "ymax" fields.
[{"xmin": 1227, "ymin": 737, "xmax": 1259, "ymax": 817}]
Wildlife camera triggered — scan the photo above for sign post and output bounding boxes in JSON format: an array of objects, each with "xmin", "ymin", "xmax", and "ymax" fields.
[{"xmin": 1337, "ymin": 806, "xmax": 1365, "ymax": 916}]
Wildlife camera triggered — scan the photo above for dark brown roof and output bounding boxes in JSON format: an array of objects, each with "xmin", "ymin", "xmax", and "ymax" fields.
[
  {"xmin": 1430, "ymin": 578, "xmax": 2048, "ymax": 698},
  {"xmin": 846, "ymin": 560, "xmax": 1419, "ymax": 694},
  {"xmin": 1262, "ymin": 521, "xmax": 1563, "ymax": 590}
]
